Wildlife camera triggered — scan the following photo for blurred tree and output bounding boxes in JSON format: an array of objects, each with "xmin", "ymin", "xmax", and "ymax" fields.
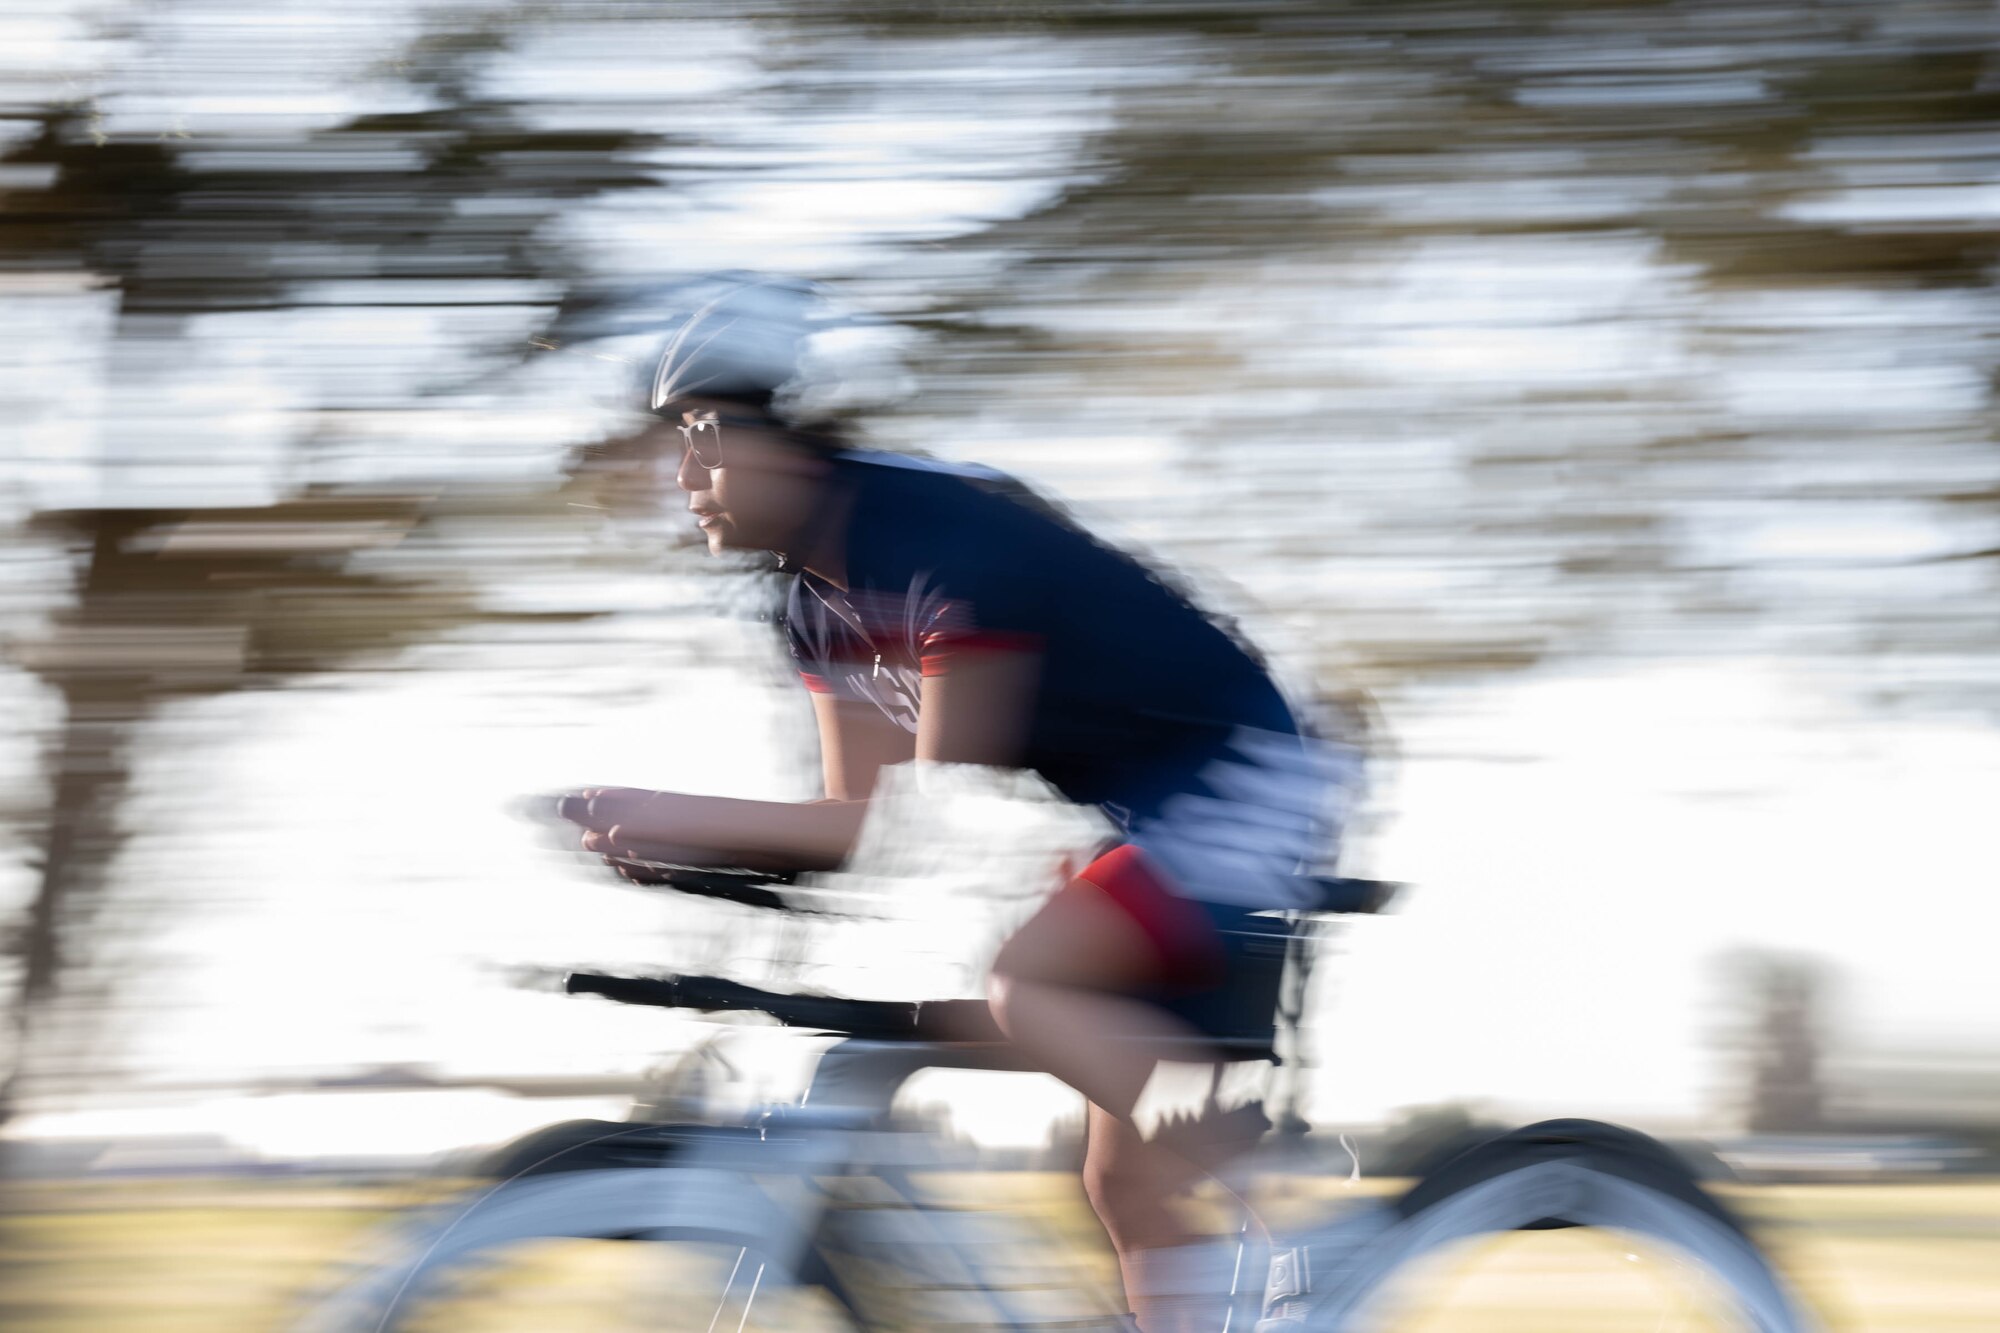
[
  {"xmin": 0, "ymin": 17, "xmax": 651, "ymax": 1123},
  {"xmin": 1720, "ymin": 949, "xmax": 1831, "ymax": 1134},
  {"xmin": 870, "ymin": 0, "xmax": 2000, "ymax": 694}
]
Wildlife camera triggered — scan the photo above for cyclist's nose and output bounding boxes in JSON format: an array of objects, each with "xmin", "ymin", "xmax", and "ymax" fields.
[{"xmin": 674, "ymin": 443, "xmax": 710, "ymax": 492}]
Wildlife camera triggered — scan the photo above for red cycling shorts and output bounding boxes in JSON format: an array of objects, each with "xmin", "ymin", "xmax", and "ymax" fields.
[{"xmin": 1062, "ymin": 842, "xmax": 1229, "ymax": 991}]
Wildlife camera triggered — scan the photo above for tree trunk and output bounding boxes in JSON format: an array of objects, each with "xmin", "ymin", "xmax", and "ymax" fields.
[{"xmin": 1, "ymin": 516, "xmax": 150, "ymax": 1132}]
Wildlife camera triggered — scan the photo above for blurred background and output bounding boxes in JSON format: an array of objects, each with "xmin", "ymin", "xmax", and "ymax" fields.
[{"xmin": 2, "ymin": 0, "xmax": 1998, "ymax": 1327}]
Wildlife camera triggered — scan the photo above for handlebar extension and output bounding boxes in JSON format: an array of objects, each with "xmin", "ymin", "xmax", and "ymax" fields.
[{"xmin": 564, "ymin": 971, "xmax": 1001, "ymax": 1042}]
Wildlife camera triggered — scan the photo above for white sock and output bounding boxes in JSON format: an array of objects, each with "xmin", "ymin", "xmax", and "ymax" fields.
[{"xmin": 1125, "ymin": 1238, "xmax": 1240, "ymax": 1333}]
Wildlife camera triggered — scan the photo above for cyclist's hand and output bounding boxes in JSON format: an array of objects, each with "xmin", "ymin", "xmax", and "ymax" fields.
[
  {"xmin": 598, "ymin": 848, "xmax": 687, "ymax": 885},
  {"xmin": 559, "ymin": 789, "xmax": 732, "ymax": 878},
  {"xmin": 560, "ymin": 788, "xmax": 662, "ymax": 866},
  {"xmin": 590, "ymin": 828, "xmax": 728, "ymax": 882},
  {"xmin": 556, "ymin": 786, "xmax": 656, "ymax": 833}
]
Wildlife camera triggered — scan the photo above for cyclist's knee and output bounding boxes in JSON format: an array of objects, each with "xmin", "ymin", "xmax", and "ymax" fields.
[
  {"xmin": 985, "ymin": 960, "xmax": 1115, "ymax": 1043},
  {"xmin": 985, "ymin": 969, "xmax": 1023, "ymax": 1040},
  {"xmin": 983, "ymin": 968, "xmax": 1104, "ymax": 1044}
]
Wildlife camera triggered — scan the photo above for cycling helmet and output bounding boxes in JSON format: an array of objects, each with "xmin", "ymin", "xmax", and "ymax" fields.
[
  {"xmin": 544, "ymin": 271, "xmax": 853, "ymax": 427},
  {"xmin": 644, "ymin": 272, "xmax": 842, "ymax": 418}
]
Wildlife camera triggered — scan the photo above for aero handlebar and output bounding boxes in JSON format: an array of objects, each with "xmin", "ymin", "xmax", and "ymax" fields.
[
  {"xmin": 555, "ymin": 795, "xmax": 1401, "ymax": 919},
  {"xmin": 603, "ymin": 868, "xmax": 1395, "ymax": 917},
  {"xmin": 563, "ymin": 971, "xmax": 1000, "ymax": 1041}
]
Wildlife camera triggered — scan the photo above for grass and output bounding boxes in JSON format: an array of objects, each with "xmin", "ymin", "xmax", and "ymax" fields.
[{"xmin": 2, "ymin": 1174, "xmax": 1997, "ymax": 1330}]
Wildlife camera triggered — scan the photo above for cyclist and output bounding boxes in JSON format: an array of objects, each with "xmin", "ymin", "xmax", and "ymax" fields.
[{"xmin": 562, "ymin": 274, "xmax": 1359, "ymax": 1333}]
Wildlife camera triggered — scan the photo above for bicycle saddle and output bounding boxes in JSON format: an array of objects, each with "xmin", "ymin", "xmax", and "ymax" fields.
[{"xmin": 1295, "ymin": 876, "xmax": 1402, "ymax": 915}]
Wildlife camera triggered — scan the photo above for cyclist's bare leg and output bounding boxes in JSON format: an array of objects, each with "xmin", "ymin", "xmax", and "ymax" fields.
[
  {"xmin": 988, "ymin": 884, "xmax": 1257, "ymax": 1332},
  {"xmin": 987, "ymin": 881, "xmax": 1264, "ymax": 1147},
  {"xmin": 987, "ymin": 884, "xmax": 1184, "ymax": 1112},
  {"xmin": 1081, "ymin": 1104, "xmax": 1242, "ymax": 1332},
  {"xmin": 1083, "ymin": 1104, "xmax": 1194, "ymax": 1251}
]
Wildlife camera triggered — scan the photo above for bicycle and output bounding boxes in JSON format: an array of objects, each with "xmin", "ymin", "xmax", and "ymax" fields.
[{"xmin": 292, "ymin": 862, "xmax": 1823, "ymax": 1332}]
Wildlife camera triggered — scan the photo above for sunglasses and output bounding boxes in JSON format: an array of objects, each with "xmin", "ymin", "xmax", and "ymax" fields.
[{"xmin": 670, "ymin": 408, "xmax": 773, "ymax": 470}]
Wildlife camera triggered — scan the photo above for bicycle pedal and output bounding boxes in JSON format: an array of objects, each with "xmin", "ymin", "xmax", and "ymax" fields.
[
  {"xmin": 1255, "ymin": 1245, "xmax": 1312, "ymax": 1331},
  {"xmin": 1265, "ymin": 1244, "xmax": 1309, "ymax": 1302}
]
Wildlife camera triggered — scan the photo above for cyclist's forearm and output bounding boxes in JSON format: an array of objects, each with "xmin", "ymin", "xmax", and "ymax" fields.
[{"xmin": 597, "ymin": 791, "xmax": 868, "ymax": 871}]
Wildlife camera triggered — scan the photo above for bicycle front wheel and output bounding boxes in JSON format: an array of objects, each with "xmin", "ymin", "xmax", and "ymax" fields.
[
  {"xmin": 290, "ymin": 1164, "xmax": 859, "ymax": 1333},
  {"xmin": 1294, "ymin": 1120, "xmax": 1820, "ymax": 1333}
]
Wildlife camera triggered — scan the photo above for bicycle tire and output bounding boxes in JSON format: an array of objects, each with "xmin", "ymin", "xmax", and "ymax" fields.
[
  {"xmin": 1279, "ymin": 1119, "xmax": 1820, "ymax": 1332},
  {"xmin": 298, "ymin": 1227, "xmax": 858, "ymax": 1332},
  {"xmin": 290, "ymin": 1126, "xmax": 861, "ymax": 1333}
]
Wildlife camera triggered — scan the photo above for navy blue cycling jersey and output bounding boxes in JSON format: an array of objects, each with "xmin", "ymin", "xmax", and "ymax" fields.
[{"xmin": 780, "ymin": 450, "xmax": 1307, "ymax": 812}]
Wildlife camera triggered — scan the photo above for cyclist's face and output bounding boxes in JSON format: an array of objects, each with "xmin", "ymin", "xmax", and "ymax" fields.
[{"xmin": 666, "ymin": 399, "xmax": 824, "ymax": 556}]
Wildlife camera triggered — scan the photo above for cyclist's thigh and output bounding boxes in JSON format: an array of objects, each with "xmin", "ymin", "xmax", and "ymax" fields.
[
  {"xmin": 996, "ymin": 842, "xmax": 1290, "ymax": 1051},
  {"xmin": 992, "ymin": 870, "xmax": 1175, "ymax": 991}
]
